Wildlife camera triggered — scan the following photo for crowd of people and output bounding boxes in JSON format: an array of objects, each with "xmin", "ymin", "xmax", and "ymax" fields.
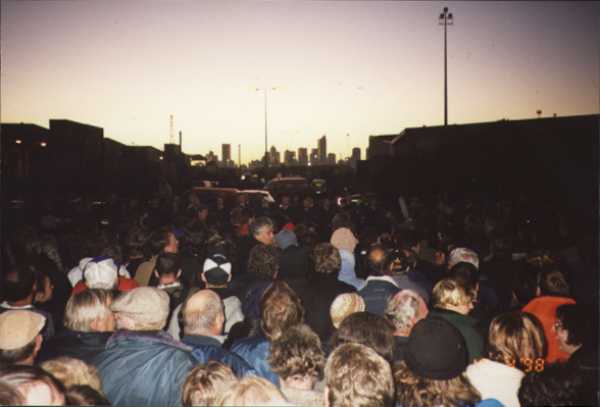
[{"xmin": 0, "ymin": 188, "xmax": 597, "ymax": 406}]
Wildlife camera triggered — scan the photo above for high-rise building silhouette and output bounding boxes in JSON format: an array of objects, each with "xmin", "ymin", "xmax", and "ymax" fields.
[
  {"xmin": 284, "ymin": 150, "xmax": 295, "ymax": 165},
  {"xmin": 298, "ymin": 147, "xmax": 308, "ymax": 166},
  {"xmin": 310, "ymin": 148, "xmax": 318, "ymax": 165},
  {"xmin": 222, "ymin": 144, "xmax": 231, "ymax": 162},
  {"xmin": 327, "ymin": 153, "xmax": 336, "ymax": 165},
  {"xmin": 318, "ymin": 135, "xmax": 327, "ymax": 164},
  {"xmin": 351, "ymin": 147, "xmax": 361, "ymax": 162}
]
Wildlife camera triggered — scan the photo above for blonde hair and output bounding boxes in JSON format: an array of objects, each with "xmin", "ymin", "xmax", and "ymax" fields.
[
  {"xmin": 260, "ymin": 282, "xmax": 304, "ymax": 342},
  {"xmin": 40, "ymin": 357, "xmax": 102, "ymax": 393},
  {"xmin": 394, "ymin": 360, "xmax": 480, "ymax": 407},
  {"xmin": 432, "ymin": 278, "xmax": 473, "ymax": 308},
  {"xmin": 488, "ymin": 311, "xmax": 547, "ymax": 371},
  {"xmin": 216, "ymin": 376, "xmax": 288, "ymax": 406},
  {"xmin": 325, "ymin": 343, "xmax": 394, "ymax": 407},
  {"xmin": 330, "ymin": 293, "xmax": 365, "ymax": 329},
  {"xmin": 181, "ymin": 361, "xmax": 237, "ymax": 407},
  {"xmin": 64, "ymin": 289, "xmax": 113, "ymax": 332}
]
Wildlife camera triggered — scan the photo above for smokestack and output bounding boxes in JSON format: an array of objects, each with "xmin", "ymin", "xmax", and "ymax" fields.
[{"xmin": 179, "ymin": 131, "xmax": 182, "ymax": 149}]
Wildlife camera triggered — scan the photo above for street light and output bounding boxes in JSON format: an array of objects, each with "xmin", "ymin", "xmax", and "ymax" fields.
[
  {"xmin": 256, "ymin": 87, "xmax": 278, "ymax": 168},
  {"xmin": 439, "ymin": 7, "xmax": 453, "ymax": 126}
]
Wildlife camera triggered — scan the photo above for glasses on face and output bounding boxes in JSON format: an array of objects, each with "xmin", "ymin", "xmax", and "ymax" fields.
[{"xmin": 553, "ymin": 321, "xmax": 564, "ymax": 331}]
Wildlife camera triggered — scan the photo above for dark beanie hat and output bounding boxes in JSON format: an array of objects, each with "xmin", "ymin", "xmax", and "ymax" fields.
[{"xmin": 405, "ymin": 316, "xmax": 468, "ymax": 380}]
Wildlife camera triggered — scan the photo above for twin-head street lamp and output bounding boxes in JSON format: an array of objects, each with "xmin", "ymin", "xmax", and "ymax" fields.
[{"xmin": 439, "ymin": 7, "xmax": 453, "ymax": 127}]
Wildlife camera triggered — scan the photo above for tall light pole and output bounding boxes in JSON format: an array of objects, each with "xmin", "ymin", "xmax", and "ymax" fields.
[
  {"xmin": 256, "ymin": 87, "xmax": 277, "ymax": 167},
  {"xmin": 439, "ymin": 7, "xmax": 453, "ymax": 126}
]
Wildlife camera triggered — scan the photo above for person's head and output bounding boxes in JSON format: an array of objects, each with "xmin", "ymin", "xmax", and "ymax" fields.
[
  {"xmin": 431, "ymin": 278, "xmax": 475, "ymax": 315},
  {"xmin": 201, "ymin": 253, "xmax": 232, "ymax": 287},
  {"xmin": 0, "ymin": 310, "xmax": 45, "ymax": 365},
  {"xmin": 182, "ymin": 361, "xmax": 237, "ymax": 407},
  {"xmin": 488, "ymin": 311, "xmax": 547, "ymax": 371},
  {"xmin": 385, "ymin": 290, "xmax": 429, "ymax": 337},
  {"xmin": 0, "ymin": 364, "xmax": 65, "ymax": 405},
  {"xmin": 153, "ymin": 252, "xmax": 182, "ymax": 286},
  {"xmin": 3, "ymin": 265, "xmax": 36, "ymax": 304},
  {"xmin": 65, "ymin": 385, "xmax": 111, "ymax": 406},
  {"xmin": 395, "ymin": 317, "xmax": 479, "ymax": 407},
  {"xmin": 331, "ymin": 311, "xmax": 395, "ymax": 363},
  {"xmin": 260, "ymin": 281, "xmax": 305, "ymax": 342},
  {"xmin": 313, "ymin": 243, "xmax": 341, "ymax": 276},
  {"xmin": 537, "ymin": 268, "xmax": 570, "ymax": 297},
  {"xmin": 64, "ymin": 289, "xmax": 115, "ymax": 333},
  {"xmin": 330, "ymin": 293, "xmax": 365, "ymax": 329},
  {"xmin": 330, "ymin": 227, "xmax": 358, "ymax": 253},
  {"xmin": 303, "ymin": 196, "xmax": 314, "ymax": 209},
  {"xmin": 250, "ymin": 217, "xmax": 275, "ymax": 246},
  {"xmin": 554, "ymin": 303, "xmax": 596, "ymax": 355},
  {"xmin": 217, "ymin": 376, "xmax": 288, "ymax": 406},
  {"xmin": 182, "ymin": 289, "xmax": 224, "ymax": 337},
  {"xmin": 247, "ymin": 244, "xmax": 280, "ymax": 279},
  {"xmin": 40, "ymin": 357, "xmax": 102, "ymax": 393},
  {"xmin": 82, "ymin": 256, "xmax": 118, "ymax": 291},
  {"xmin": 280, "ymin": 195, "xmax": 290, "ymax": 207},
  {"xmin": 150, "ymin": 226, "xmax": 179, "ymax": 254},
  {"xmin": 197, "ymin": 204, "xmax": 209, "ymax": 222},
  {"xmin": 274, "ymin": 229, "xmax": 298, "ymax": 250},
  {"xmin": 366, "ymin": 244, "xmax": 392, "ymax": 277},
  {"xmin": 111, "ymin": 287, "xmax": 170, "ymax": 331},
  {"xmin": 324, "ymin": 343, "xmax": 394, "ymax": 407},
  {"xmin": 447, "ymin": 247, "xmax": 479, "ymax": 270},
  {"xmin": 518, "ymin": 363, "xmax": 585, "ymax": 407},
  {"xmin": 268, "ymin": 324, "xmax": 325, "ymax": 391},
  {"xmin": 447, "ymin": 261, "xmax": 479, "ymax": 292}
]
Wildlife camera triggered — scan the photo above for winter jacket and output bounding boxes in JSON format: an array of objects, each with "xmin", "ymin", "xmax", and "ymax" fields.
[
  {"xmin": 466, "ymin": 358, "xmax": 524, "ymax": 407},
  {"xmin": 358, "ymin": 276, "xmax": 400, "ymax": 316},
  {"xmin": 302, "ymin": 273, "xmax": 356, "ymax": 342},
  {"xmin": 37, "ymin": 330, "xmax": 111, "ymax": 365},
  {"xmin": 231, "ymin": 335, "xmax": 279, "ymax": 386},
  {"xmin": 182, "ymin": 335, "xmax": 256, "ymax": 377},
  {"xmin": 92, "ymin": 330, "xmax": 196, "ymax": 407},
  {"xmin": 522, "ymin": 295, "xmax": 576, "ymax": 363},
  {"xmin": 429, "ymin": 308, "xmax": 485, "ymax": 363}
]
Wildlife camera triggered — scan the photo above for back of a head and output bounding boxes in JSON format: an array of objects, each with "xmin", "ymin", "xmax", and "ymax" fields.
[
  {"xmin": 539, "ymin": 268, "xmax": 570, "ymax": 297},
  {"xmin": 64, "ymin": 289, "xmax": 113, "ymax": 333},
  {"xmin": 217, "ymin": 376, "xmax": 288, "ymax": 406},
  {"xmin": 0, "ymin": 310, "xmax": 46, "ymax": 365},
  {"xmin": 182, "ymin": 361, "xmax": 237, "ymax": 407},
  {"xmin": 40, "ymin": 357, "xmax": 102, "ymax": 393},
  {"xmin": 2, "ymin": 265, "xmax": 36, "ymax": 303},
  {"xmin": 366, "ymin": 245, "xmax": 391, "ymax": 277},
  {"xmin": 155, "ymin": 252, "xmax": 181, "ymax": 278},
  {"xmin": 83, "ymin": 257, "xmax": 118, "ymax": 291},
  {"xmin": 488, "ymin": 311, "xmax": 547, "ymax": 370},
  {"xmin": 260, "ymin": 281, "xmax": 304, "ymax": 342},
  {"xmin": 182, "ymin": 289, "xmax": 223, "ymax": 336},
  {"xmin": 247, "ymin": 244, "xmax": 279, "ymax": 279},
  {"xmin": 448, "ymin": 262, "xmax": 479, "ymax": 290},
  {"xmin": 111, "ymin": 287, "xmax": 170, "ymax": 331},
  {"xmin": 431, "ymin": 278, "xmax": 473, "ymax": 309},
  {"xmin": 385, "ymin": 290, "xmax": 429, "ymax": 336},
  {"xmin": 332, "ymin": 311, "xmax": 395, "ymax": 363},
  {"xmin": 65, "ymin": 385, "xmax": 111, "ymax": 406},
  {"xmin": 313, "ymin": 243, "xmax": 341, "ymax": 276},
  {"xmin": 325, "ymin": 342, "xmax": 394, "ymax": 407},
  {"xmin": 0, "ymin": 364, "xmax": 66, "ymax": 406},
  {"xmin": 518, "ymin": 363, "xmax": 584, "ymax": 406},
  {"xmin": 268, "ymin": 324, "xmax": 325, "ymax": 381},
  {"xmin": 330, "ymin": 293, "xmax": 366, "ymax": 329}
]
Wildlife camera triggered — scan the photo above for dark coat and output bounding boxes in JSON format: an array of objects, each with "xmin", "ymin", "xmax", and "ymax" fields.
[
  {"xmin": 231, "ymin": 335, "xmax": 278, "ymax": 385},
  {"xmin": 183, "ymin": 335, "xmax": 256, "ymax": 378},
  {"xmin": 358, "ymin": 277, "xmax": 400, "ymax": 316},
  {"xmin": 92, "ymin": 330, "xmax": 196, "ymax": 407},
  {"xmin": 302, "ymin": 273, "xmax": 356, "ymax": 342},
  {"xmin": 37, "ymin": 330, "xmax": 111, "ymax": 365}
]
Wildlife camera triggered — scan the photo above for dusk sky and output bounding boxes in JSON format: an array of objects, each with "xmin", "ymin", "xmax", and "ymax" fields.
[{"xmin": 2, "ymin": 1, "xmax": 599, "ymax": 163}]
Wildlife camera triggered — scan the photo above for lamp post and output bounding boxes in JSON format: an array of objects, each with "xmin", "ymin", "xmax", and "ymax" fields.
[
  {"xmin": 256, "ymin": 87, "xmax": 278, "ymax": 168},
  {"xmin": 439, "ymin": 7, "xmax": 453, "ymax": 126}
]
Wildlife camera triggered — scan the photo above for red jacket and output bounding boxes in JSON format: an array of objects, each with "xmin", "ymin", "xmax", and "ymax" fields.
[{"xmin": 522, "ymin": 295, "xmax": 576, "ymax": 364}]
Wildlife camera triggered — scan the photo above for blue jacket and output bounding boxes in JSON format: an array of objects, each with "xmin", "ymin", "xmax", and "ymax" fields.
[
  {"xmin": 92, "ymin": 330, "xmax": 196, "ymax": 407},
  {"xmin": 231, "ymin": 335, "xmax": 279, "ymax": 385},
  {"xmin": 182, "ymin": 334, "xmax": 257, "ymax": 377},
  {"xmin": 358, "ymin": 277, "xmax": 400, "ymax": 316},
  {"xmin": 338, "ymin": 250, "xmax": 365, "ymax": 290}
]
